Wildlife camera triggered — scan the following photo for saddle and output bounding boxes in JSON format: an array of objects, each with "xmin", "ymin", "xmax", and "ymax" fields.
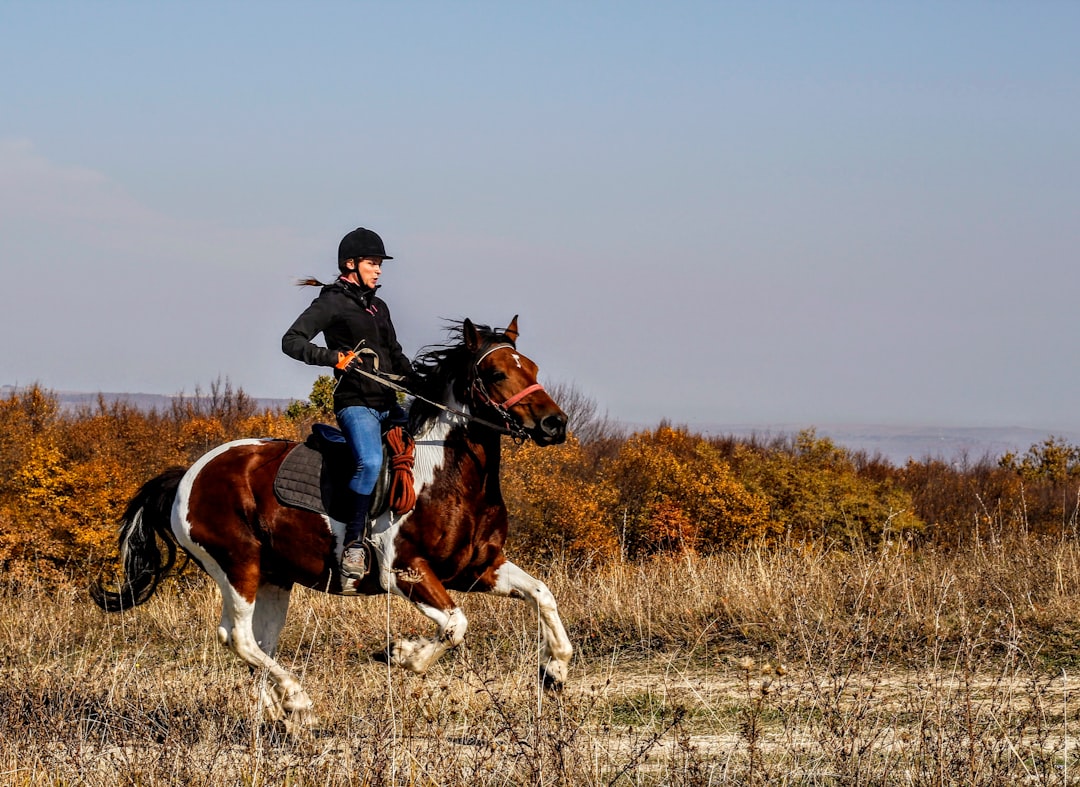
[{"xmin": 273, "ymin": 423, "xmax": 416, "ymax": 521}]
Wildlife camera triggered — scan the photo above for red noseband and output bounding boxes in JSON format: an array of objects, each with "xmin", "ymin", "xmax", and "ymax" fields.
[{"xmin": 500, "ymin": 382, "xmax": 545, "ymax": 409}]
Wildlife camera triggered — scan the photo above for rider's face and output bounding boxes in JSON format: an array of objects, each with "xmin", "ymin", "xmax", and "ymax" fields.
[{"xmin": 348, "ymin": 257, "xmax": 383, "ymax": 289}]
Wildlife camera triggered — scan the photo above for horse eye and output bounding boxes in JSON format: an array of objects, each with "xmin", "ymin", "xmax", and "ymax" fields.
[{"xmin": 486, "ymin": 371, "xmax": 507, "ymax": 384}]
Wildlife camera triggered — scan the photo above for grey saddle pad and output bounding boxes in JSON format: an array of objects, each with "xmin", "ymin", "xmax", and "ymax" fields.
[{"xmin": 272, "ymin": 425, "xmax": 391, "ymax": 521}]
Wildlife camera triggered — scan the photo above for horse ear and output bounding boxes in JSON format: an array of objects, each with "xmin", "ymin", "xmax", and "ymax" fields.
[
  {"xmin": 463, "ymin": 318, "xmax": 481, "ymax": 352},
  {"xmin": 505, "ymin": 315, "xmax": 519, "ymax": 343}
]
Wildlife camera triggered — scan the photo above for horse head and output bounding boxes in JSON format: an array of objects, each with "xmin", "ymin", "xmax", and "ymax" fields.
[{"xmin": 464, "ymin": 315, "xmax": 567, "ymax": 445}]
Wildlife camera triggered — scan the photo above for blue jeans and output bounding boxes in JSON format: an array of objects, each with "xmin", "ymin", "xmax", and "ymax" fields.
[{"xmin": 335, "ymin": 406, "xmax": 389, "ymax": 496}]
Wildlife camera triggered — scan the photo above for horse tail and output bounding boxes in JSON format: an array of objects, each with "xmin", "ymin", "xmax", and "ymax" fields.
[{"xmin": 90, "ymin": 466, "xmax": 188, "ymax": 612}]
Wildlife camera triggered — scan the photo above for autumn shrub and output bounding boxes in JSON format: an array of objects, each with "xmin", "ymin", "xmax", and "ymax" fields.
[
  {"xmin": 720, "ymin": 429, "xmax": 924, "ymax": 546},
  {"xmin": 63, "ymin": 398, "xmax": 186, "ymax": 477},
  {"xmin": 0, "ymin": 383, "xmax": 303, "ymax": 581},
  {"xmin": 283, "ymin": 373, "xmax": 337, "ymax": 427},
  {"xmin": 0, "ymin": 385, "xmax": 55, "ymax": 499},
  {"xmin": 899, "ymin": 457, "xmax": 1012, "ymax": 546},
  {"xmin": 1004, "ymin": 435, "xmax": 1080, "ymax": 482},
  {"xmin": 169, "ymin": 377, "xmax": 258, "ymax": 433},
  {"xmin": 176, "ymin": 416, "xmax": 229, "ymax": 460},
  {"xmin": 998, "ymin": 436, "xmax": 1080, "ymax": 536},
  {"xmin": 899, "ymin": 437, "xmax": 1080, "ymax": 546},
  {"xmin": 237, "ymin": 410, "xmax": 302, "ymax": 441},
  {"xmin": 598, "ymin": 425, "xmax": 775, "ymax": 558},
  {"xmin": 502, "ymin": 435, "xmax": 618, "ymax": 562}
]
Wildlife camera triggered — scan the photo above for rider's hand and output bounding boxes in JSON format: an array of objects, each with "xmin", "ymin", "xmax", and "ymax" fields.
[{"xmin": 335, "ymin": 351, "xmax": 358, "ymax": 371}]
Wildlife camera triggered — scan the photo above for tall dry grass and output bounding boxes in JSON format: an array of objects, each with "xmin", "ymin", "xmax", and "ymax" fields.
[{"xmin": 3, "ymin": 536, "xmax": 1079, "ymax": 785}]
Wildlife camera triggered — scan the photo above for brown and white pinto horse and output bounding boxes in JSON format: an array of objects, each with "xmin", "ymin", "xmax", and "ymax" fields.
[{"xmin": 91, "ymin": 317, "xmax": 571, "ymax": 727}]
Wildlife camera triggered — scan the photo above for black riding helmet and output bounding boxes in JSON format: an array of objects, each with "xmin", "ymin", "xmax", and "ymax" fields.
[{"xmin": 338, "ymin": 227, "xmax": 393, "ymax": 272}]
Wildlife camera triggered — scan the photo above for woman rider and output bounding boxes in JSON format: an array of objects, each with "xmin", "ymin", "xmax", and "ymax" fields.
[{"xmin": 282, "ymin": 227, "xmax": 415, "ymax": 580}]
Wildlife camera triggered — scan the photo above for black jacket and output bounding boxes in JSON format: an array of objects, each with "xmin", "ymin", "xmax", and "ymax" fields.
[{"xmin": 282, "ymin": 279, "xmax": 414, "ymax": 411}]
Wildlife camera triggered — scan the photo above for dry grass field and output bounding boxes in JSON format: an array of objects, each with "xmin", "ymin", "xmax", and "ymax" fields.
[{"xmin": 3, "ymin": 536, "xmax": 1080, "ymax": 785}]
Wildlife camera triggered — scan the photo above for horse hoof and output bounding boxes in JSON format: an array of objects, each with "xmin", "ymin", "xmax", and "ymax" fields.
[
  {"xmin": 540, "ymin": 665, "xmax": 565, "ymax": 692},
  {"xmin": 371, "ymin": 648, "xmax": 392, "ymax": 665},
  {"xmin": 283, "ymin": 711, "xmax": 320, "ymax": 738}
]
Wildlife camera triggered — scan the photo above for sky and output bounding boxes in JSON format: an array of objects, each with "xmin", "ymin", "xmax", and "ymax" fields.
[{"xmin": 1, "ymin": 2, "xmax": 1078, "ymax": 431}]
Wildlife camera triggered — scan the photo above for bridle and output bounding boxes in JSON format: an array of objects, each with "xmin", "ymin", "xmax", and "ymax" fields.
[{"xmin": 468, "ymin": 343, "xmax": 546, "ymax": 440}]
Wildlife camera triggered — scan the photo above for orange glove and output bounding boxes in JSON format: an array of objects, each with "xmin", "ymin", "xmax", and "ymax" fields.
[{"xmin": 335, "ymin": 351, "xmax": 358, "ymax": 371}]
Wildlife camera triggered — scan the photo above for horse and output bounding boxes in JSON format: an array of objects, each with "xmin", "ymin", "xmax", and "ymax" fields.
[{"xmin": 90, "ymin": 316, "xmax": 572, "ymax": 728}]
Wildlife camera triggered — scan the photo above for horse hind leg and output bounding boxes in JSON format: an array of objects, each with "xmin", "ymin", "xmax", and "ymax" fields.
[
  {"xmin": 217, "ymin": 581, "xmax": 316, "ymax": 727},
  {"xmin": 248, "ymin": 583, "xmax": 315, "ymax": 726},
  {"xmin": 251, "ymin": 582, "xmax": 292, "ymax": 658},
  {"xmin": 490, "ymin": 561, "xmax": 573, "ymax": 689}
]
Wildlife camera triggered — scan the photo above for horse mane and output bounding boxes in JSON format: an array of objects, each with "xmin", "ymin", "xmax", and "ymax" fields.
[{"xmin": 409, "ymin": 320, "xmax": 513, "ymax": 434}]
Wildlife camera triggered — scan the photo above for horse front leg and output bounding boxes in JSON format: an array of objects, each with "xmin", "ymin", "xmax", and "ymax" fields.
[
  {"xmin": 385, "ymin": 561, "xmax": 468, "ymax": 675},
  {"xmin": 490, "ymin": 560, "xmax": 573, "ymax": 689}
]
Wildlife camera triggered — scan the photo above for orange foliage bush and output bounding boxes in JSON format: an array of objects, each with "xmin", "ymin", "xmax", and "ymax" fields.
[
  {"xmin": 178, "ymin": 417, "xmax": 228, "ymax": 460},
  {"xmin": 502, "ymin": 436, "xmax": 618, "ymax": 563},
  {"xmin": 721, "ymin": 430, "xmax": 923, "ymax": 545},
  {"xmin": 3, "ymin": 380, "xmax": 1079, "ymax": 584},
  {"xmin": 903, "ymin": 437, "xmax": 1080, "ymax": 546},
  {"xmin": 596, "ymin": 425, "xmax": 775, "ymax": 558},
  {"xmin": 0, "ymin": 384, "xmax": 303, "ymax": 582}
]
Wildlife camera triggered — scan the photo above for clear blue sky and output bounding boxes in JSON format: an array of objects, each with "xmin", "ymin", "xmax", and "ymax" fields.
[{"xmin": 2, "ymin": 2, "xmax": 1078, "ymax": 430}]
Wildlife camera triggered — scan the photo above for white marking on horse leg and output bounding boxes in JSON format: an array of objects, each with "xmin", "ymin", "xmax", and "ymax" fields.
[
  {"xmin": 252, "ymin": 583, "xmax": 292, "ymax": 657},
  {"xmin": 492, "ymin": 561, "xmax": 573, "ymax": 685},
  {"xmin": 171, "ymin": 440, "xmax": 317, "ymax": 725},
  {"xmin": 217, "ymin": 606, "xmax": 233, "ymax": 647},
  {"xmin": 223, "ymin": 587, "xmax": 314, "ymax": 717},
  {"xmin": 388, "ymin": 603, "xmax": 468, "ymax": 675}
]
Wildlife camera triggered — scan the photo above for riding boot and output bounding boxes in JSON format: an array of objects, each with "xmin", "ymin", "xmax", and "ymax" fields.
[{"xmin": 340, "ymin": 492, "xmax": 372, "ymax": 581}]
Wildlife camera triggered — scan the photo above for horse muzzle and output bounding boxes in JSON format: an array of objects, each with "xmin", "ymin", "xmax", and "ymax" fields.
[{"xmin": 532, "ymin": 412, "xmax": 567, "ymax": 445}]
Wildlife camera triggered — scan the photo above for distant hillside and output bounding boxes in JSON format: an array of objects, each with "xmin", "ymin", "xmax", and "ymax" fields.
[
  {"xmin": 0, "ymin": 386, "xmax": 294, "ymax": 413},
  {"xmin": 691, "ymin": 423, "xmax": 1080, "ymax": 467}
]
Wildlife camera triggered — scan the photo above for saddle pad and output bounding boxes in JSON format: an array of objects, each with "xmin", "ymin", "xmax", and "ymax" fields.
[
  {"xmin": 272, "ymin": 430, "xmax": 393, "ymax": 521},
  {"xmin": 273, "ymin": 442, "xmax": 345, "ymax": 519}
]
